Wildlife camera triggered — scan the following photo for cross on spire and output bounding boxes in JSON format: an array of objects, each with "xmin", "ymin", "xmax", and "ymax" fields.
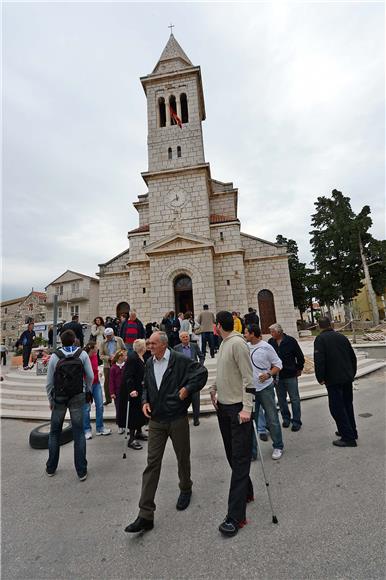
[{"xmin": 168, "ymin": 23, "xmax": 175, "ymax": 35}]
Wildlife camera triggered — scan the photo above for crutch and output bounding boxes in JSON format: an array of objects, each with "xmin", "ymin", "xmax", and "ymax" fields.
[
  {"xmin": 247, "ymin": 388, "xmax": 279, "ymax": 524},
  {"xmin": 122, "ymin": 398, "xmax": 130, "ymax": 459}
]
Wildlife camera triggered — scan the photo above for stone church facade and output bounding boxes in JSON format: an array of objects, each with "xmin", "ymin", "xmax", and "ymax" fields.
[{"xmin": 98, "ymin": 34, "xmax": 297, "ymax": 335}]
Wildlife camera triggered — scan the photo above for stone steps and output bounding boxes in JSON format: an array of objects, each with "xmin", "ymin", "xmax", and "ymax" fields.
[{"xmin": 1, "ymin": 356, "xmax": 384, "ymax": 421}]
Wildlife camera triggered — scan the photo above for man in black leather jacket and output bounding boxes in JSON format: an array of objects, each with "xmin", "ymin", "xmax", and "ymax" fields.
[
  {"xmin": 124, "ymin": 331, "xmax": 208, "ymax": 533},
  {"xmin": 314, "ymin": 318, "xmax": 358, "ymax": 447}
]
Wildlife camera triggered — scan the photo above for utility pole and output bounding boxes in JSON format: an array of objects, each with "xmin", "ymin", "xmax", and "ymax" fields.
[
  {"xmin": 52, "ymin": 294, "xmax": 58, "ymax": 349},
  {"xmin": 359, "ymin": 235, "xmax": 379, "ymax": 325}
]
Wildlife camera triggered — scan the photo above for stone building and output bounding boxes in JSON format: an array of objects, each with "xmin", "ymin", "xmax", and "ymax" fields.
[
  {"xmin": 45, "ymin": 270, "xmax": 100, "ymax": 324},
  {"xmin": 99, "ymin": 34, "xmax": 297, "ymax": 335},
  {"xmin": 1, "ymin": 291, "xmax": 46, "ymax": 348}
]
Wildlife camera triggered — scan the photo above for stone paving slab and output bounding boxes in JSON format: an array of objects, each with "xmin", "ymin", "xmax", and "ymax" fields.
[{"xmin": 1, "ymin": 369, "xmax": 385, "ymax": 579}]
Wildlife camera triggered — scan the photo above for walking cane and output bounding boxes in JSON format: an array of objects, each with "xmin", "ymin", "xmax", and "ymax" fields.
[
  {"xmin": 122, "ymin": 399, "xmax": 130, "ymax": 459},
  {"xmin": 247, "ymin": 388, "xmax": 279, "ymax": 524}
]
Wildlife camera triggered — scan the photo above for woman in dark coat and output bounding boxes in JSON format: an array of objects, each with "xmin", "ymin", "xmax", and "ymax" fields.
[{"xmin": 119, "ymin": 338, "xmax": 147, "ymax": 450}]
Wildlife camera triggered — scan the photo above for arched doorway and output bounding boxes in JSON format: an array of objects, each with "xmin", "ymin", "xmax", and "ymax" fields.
[
  {"xmin": 116, "ymin": 301, "xmax": 130, "ymax": 318},
  {"xmin": 258, "ymin": 290, "xmax": 276, "ymax": 334},
  {"xmin": 174, "ymin": 275, "xmax": 193, "ymax": 315}
]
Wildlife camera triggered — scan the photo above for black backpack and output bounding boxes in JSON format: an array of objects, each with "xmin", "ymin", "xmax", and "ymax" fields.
[{"xmin": 53, "ymin": 349, "xmax": 84, "ymax": 400}]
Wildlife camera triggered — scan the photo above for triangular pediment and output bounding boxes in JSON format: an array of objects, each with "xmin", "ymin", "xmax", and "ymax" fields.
[{"xmin": 145, "ymin": 233, "xmax": 214, "ymax": 255}]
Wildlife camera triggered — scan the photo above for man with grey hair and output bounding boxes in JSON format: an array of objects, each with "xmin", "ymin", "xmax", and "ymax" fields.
[
  {"xmin": 124, "ymin": 331, "xmax": 208, "ymax": 534},
  {"xmin": 119, "ymin": 310, "xmax": 145, "ymax": 352},
  {"xmin": 268, "ymin": 323, "xmax": 305, "ymax": 431},
  {"xmin": 174, "ymin": 330, "xmax": 204, "ymax": 426}
]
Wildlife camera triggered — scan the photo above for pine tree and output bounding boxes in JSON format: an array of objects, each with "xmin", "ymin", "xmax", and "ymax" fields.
[
  {"xmin": 276, "ymin": 235, "xmax": 309, "ymax": 319},
  {"xmin": 310, "ymin": 189, "xmax": 381, "ymax": 324}
]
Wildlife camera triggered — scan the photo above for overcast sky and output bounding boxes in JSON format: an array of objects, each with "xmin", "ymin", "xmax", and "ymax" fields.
[{"xmin": 2, "ymin": 1, "xmax": 385, "ymax": 300}]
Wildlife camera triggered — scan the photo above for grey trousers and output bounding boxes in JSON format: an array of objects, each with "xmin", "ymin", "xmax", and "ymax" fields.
[{"xmin": 138, "ymin": 415, "xmax": 192, "ymax": 520}]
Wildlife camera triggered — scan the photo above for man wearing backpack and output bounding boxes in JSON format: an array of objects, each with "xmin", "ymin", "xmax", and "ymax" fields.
[{"xmin": 45, "ymin": 329, "xmax": 94, "ymax": 480}]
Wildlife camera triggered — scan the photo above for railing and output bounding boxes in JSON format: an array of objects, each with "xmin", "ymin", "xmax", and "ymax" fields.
[{"xmin": 46, "ymin": 289, "xmax": 90, "ymax": 303}]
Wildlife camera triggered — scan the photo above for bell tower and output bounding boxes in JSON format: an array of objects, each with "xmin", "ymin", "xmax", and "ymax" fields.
[{"xmin": 140, "ymin": 33, "xmax": 207, "ymax": 174}]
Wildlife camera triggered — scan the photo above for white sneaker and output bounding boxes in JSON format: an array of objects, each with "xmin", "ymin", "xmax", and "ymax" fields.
[
  {"xmin": 272, "ymin": 448, "xmax": 283, "ymax": 460},
  {"xmin": 96, "ymin": 428, "xmax": 111, "ymax": 436},
  {"xmin": 85, "ymin": 431, "xmax": 92, "ymax": 440},
  {"xmin": 117, "ymin": 428, "xmax": 125, "ymax": 434}
]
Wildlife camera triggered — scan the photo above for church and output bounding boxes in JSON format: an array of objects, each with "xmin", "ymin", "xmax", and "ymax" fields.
[{"xmin": 98, "ymin": 34, "xmax": 297, "ymax": 335}]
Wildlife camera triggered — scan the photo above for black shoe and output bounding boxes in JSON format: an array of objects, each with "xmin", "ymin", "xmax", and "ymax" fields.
[
  {"xmin": 218, "ymin": 517, "xmax": 239, "ymax": 537},
  {"xmin": 259, "ymin": 433, "xmax": 268, "ymax": 441},
  {"xmin": 282, "ymin": 421, "xmax": 290, "ymax": 428},
  {"xmin": 291, "ymin": 424, "xmax": 301, "ymax": 432},
  {"xmin": 336, "ymin": 431, "xmax": 358, "ymax": 440},
  {"xmin": 128, "ymin": 440, "xmax": 143, "ymax": 450},
  {"xmin": 135, "ymin": 433, "xmax": 148, "ymax": 441},
  {"xmin": 103, "ymin": 401, "xmax": 111, "ymax": 406},
  {"xmin": 124, "ymin": 516, "xmax": 154, "ymax": 533},
  {"xmin": 176, "ymin": 491, "xmax": 192, "ymax": 511},
  {"xmin": 333, "ymin": 439, "xmax": 357, "ymax": 447},
  {"xmin": 193, "ymin": 419, "xmax": 200, "ymax": 426}
]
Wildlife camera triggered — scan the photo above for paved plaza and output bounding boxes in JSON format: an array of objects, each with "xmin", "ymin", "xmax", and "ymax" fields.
[{"xmin": 1, "ymin": 369, "xmax": 385, "ymax": 579}]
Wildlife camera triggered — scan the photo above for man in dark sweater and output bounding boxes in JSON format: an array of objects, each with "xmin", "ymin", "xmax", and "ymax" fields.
[
  {"xmin": 314, "ymin": 318, "xmax": 358, "ymax": 447},
  {"xmin": 60, "ymin": 315, "xmax": 84, "ymax": 348},
  {"xmin": 17, "ymin": 322, "xmax": 36, "ymax": 369},
  {"xmin": 268, "ymin": 323, "xmax": 305, "ymax": 431}
]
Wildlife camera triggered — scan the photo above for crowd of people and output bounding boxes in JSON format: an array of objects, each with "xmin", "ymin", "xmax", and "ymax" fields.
[{"xmin": 40, "ymin": 304, "xmax": 358, "ymax": 538}]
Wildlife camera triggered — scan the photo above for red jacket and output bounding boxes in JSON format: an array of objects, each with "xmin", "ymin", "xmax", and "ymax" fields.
[{"xmin": 89, "ymin": 352, "xmax": 99, "ymax": 385}]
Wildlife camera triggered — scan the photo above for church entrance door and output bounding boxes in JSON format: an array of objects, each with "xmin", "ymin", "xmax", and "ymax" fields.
[
  {"xmin": 174, "ymin": 275, "xmax": 194, "ymax": 315},
  {"xmin": 258, "ymin": 290, "xmax": 276, "ymax": 334}
]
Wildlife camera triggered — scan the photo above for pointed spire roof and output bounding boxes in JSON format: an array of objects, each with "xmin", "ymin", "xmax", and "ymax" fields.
[{"xmin": 152, "ymin": 34, "xmax": 193, "ymax": 74}]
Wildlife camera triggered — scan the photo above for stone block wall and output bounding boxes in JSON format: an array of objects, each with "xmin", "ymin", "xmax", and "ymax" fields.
[
  {"xmin": 213, "ymin": 253, "xmax": 248, "ymax": 313},
  {"xmin": 98, "ymin": 272, "xmax": 130, "ymax": 320},
  {"xmin": 209, "ymin": 192, "xmax": 236, "ymax": 218},
  {"xmin": 211, "ymin": 223, "xmax": 243, "ymax": 254},
  {"xmin": 241, "ymin": 233, "xmax": 286, "ymax": 259},
  {"xmin": 148, "ymin": 170, "xmax": 211, "ymax": 242},
  {"xmin": 149, "ymin": 248, "xmax": 216, "ymax": 321},
  {"xmin": 129, "ymin": 263, "xmax": 151, "ymax": 322},
  {"xmin": 146, "ymin": 74, "xmax": 205, "ymax": 173},
  {"xmin": 244, "ymin": 257, "xmax": 297, "ymax": 336}
]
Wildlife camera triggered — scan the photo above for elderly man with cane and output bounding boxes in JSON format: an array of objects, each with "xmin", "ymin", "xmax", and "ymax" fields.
[{"xmin": 124, "ymin": 331, "xmax": 208, "ymax": 533}]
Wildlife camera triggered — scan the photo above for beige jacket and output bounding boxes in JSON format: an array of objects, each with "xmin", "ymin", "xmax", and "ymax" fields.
[
  {"xmin": 197, "ymin": 310, "xmax": 215, "ymax": 333},
  {"xmin": 99, "ymin": 336, "xmax": 125, "ymax": 368},
  {"xmin": 210, "ymin": 331, "xmax": 254, "ymax": 413}
]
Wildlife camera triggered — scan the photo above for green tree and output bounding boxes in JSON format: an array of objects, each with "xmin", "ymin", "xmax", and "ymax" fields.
[
  {"xmin": 310, "ymin": 189, "xmax": 381, "ymax": 324},
  {"xmin": 276, "ymin": 235, "xmax": 309, "ymax": 319}
]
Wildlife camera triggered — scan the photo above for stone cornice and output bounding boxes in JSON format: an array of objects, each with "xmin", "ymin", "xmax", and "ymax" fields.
[
  {"xmin": 126, "ymin": 259, "xmax": 150, "ymax": 266},
  {"xmin": 100, "ymin": 271, "xmax": 129, "ymax": 277},
  {"xmin": 141, "ymin": 163, "xmax": 210, "ymax": 185},
  {"xmin": 244, "ymin": 254, "xmax": 290, "ymax": 263},
  {"xmin": 213, "ymin": 249, "xmax": 245, "ymax": 257}
]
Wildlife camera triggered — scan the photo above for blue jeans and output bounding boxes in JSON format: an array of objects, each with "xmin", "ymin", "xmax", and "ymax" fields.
[
  {"xmin": 201, "ymin": 332, "xmax": 215, "ymax": 358},
  {"xmin": 46, "ymin": 392, "xmax": 87, "ymax": 477},
  {"xmin": 252, "ymin": 383, "xmax": 284, "ymax": 452},
  {"xmin": 83, "ymin": 382, "xmax": 104, "ymax": 433},
  {"xmin": 276, "ymin": 376, "xmax": 302, "ymax": 427}
]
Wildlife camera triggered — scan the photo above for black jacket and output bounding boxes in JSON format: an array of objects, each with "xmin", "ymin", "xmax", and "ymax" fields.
[
  {"xmin": 314, "ymin": 329, "xmax": 357, "ymax": 386},
  {"xmin": 17, "ymin": 329, "xmax": 36, "ymax": 348},
  {"xmin": 60, "ymin": 321, "xmax": 84, "ymax": 347},
  {"xmin": 244, "ymin": 312, "xmax": 260, "ymax": 327},
  {"xmin": 268, "ymin": 334, "xmax": 305, "ymax": 378},
  {"xmin": 119, "ymin": 351, "xmax": 146, "ymax": 430},
  {"xmin": 174, "ymin": 341, "xmax": 205, "ymax": 364},
  {"xmin": 142, "ymin": 349, "xmax": 208, "ymax": 422}
]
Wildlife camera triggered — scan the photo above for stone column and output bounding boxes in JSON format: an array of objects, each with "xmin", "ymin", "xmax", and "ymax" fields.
[
  {"xmin": 176, "ymin": 97, "xmax": 182, "ymax": 120},
  {"xmin": 166, "ymin": 99, "xmax": 171, "ymax": 126}
]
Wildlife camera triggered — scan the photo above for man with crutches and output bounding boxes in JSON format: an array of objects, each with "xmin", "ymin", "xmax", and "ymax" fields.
[{"xmin": 244, "ymin": 324, "xmax": 284, "ymax": 460}]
